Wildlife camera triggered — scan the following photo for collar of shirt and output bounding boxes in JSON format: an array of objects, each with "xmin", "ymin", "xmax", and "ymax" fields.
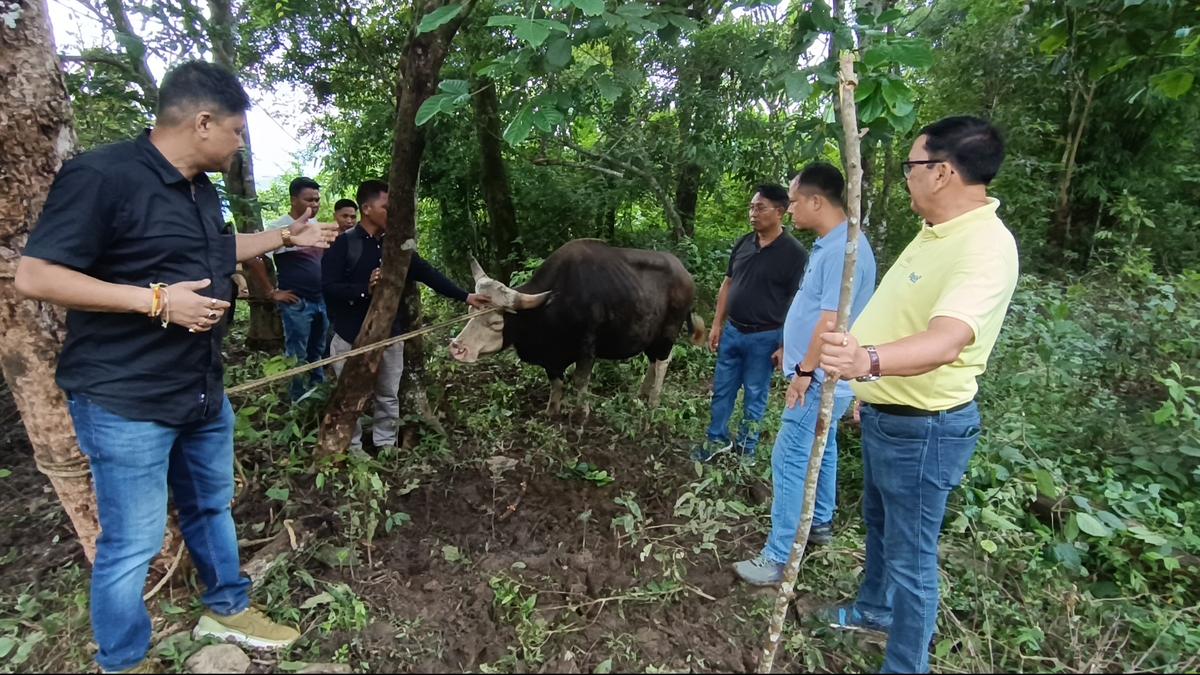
[
  {"xmin": 354, "ymin": 223, "xmax": 384, "ymax": 242},
  {"xmin": 814, "ymin": 221, "xmax": 850, "ymax": 251},
  {"xmin": 921, "ymin": 197, "xmax": 1001, "ymax": 240},
  {"xmin": 135, "ymin": 129, "xmax": 212, "ymax": 190}
]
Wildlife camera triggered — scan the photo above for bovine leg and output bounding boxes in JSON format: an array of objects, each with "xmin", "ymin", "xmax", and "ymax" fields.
[
  {"xmin": 639, "ymin": 358, "xmax": 655, "ymax": 400},
  {"xmin": 572, "ymin": 357, "xmax": 594, "ymax": 423},
  {"xmin": 647, "ymin": 352, "xmax": 673, "ymax": 408},
  {"xmin": 547, "ymin": 377, "xmax": 564, "ymax": 416}
]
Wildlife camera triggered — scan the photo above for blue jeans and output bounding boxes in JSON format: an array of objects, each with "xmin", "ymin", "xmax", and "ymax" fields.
[
  {"xmin": 763, "ymin": 382, "xmax": 853, "ymax": 564},
  {"xmin": 279, "ymin": 298, "xmax": 328, "ymax": 400},
  {"xmin": 854, "ymin": 402, "xmax": 981, "ymax": 673},
  {"xmin": 68, "ymin": 394, "xmax": 251, "ymax": 673},
  {"xmin": 706, "ymin": 321, "xmax": 782, "ymax": 452}
]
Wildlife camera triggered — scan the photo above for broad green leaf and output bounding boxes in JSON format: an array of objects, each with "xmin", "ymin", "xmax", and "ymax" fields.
[
  {"xmin": 416, "ymin": 4, "xmax": 463, "ymax": 34},
  {"xmin": 1039, "ymin": 23, "xmax": 1068, "ymax": 54},
  {"xmin": 979, "ymin": 539, "xmax": 997, "ymax": 554},
  {"xmin": 487, "ymin": 15, "xmax": 520, "ymax": 27},
  {"xmin": 415, "ymin": 94, "xmax": 450, "ymax": 126},
  {"xmin": 594, "ymin": 657, "xmax": 614, "ymax": 674},
  {"xmin": 858, "ymin": 91, "xmax": 886, "ymax": 123},
  {"xmin": 115, "ymin": 31, "xmax": 147, "ymax": 64},
  {"xmin": 439, "ymin": 79, "xmax": 470, "ymax": 96},
  {"xmin": 1033, "ymin": 469, "xmax": 1058, "ymax": 499},
  {"xmin": 1096, "ymin": 510, "xmax": 1126, "ymax": 532},
  {"xmin": 1128, "ymin": 525, "xmax": 1168, "ymax": 546},
  {"xmin": 546, "ymin": 37, "xmax": 573, "ymax": 69},
  {"xmin": 615, "ymin": 2, "xmax": 651, "ymax": 18},
  {"xmin": 783, "ymin": 72, "xmax": 813, "ymax": 102},
  {"xmin": 442, "ymin": 544, "xmax": 463, "ymax": 562},
  {"xmin": 572, "ymin": 0, "xmax": 605, "ymax": 16},
  {"xmin": 875, "ymin": 8, "xmax": 904, "ymax": 25},
  {"xmin": 881, "ymin": 79, "xmax": 914, "ymax": 116},
  {"xmin": 299, "ymin": 591, "xmax": 334, "ymax": 609},
  {"xmin": 855, "ymin": 77, "xmax": 879, "ymax": 102},
  {"xmin": 503, "ymin": 105, "xmax": 535, "ymax": 145},
  {"xmin": 981, "ymin": 507, "xmax": 1021, "ymax": 531},
  {"xmin": 667, "ymin": 14, "xmax": 700, "ymax": 32},
  {"xmin": 540, "ymin": 108, "xmax": 565, "ymax": 125},
  {"xmin": 1123, "ymin": 0, "xmax": 1145, "ymax": 6},
  {"xmin": 888, "ymin": 40, "xmax": 934, "ymax": 68},
  {"xmin": 532, "ymin": 110, "xmax": 553, "ymax": 133},
  {"xmin": 0, "ymin": 468, "xmax": 10, "ymax": 479},
  {"xmin": 596, "ymin": 75, "xmax": 622, "ymax": 102},
  {"xmin": 0, "ymin": 637, "xmax": 14, "ymax": 659},
  {"xmin": 266, "ymin": 486, "xmax": 289, "ymax": 501},
  {"xmin": 515, "ymin": 18, "xmax": 552, "ymax": 47},
  {"xmin": 1075, "ymin": 512, "xmax": 1113, "ymax": 538},
  {"xmin": 1053, "ymin": 541, "xmax": 1082, "ymax": 573},
  {"xmin": 1151, "ymin": 69, "xmax": 1194, "ymax": 99}
]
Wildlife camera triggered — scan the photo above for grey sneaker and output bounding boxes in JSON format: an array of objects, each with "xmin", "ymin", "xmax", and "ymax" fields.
[
  {"xmin": 734, "ymin": 554, "xmax": 784, "ymax": 586},
  {"xmin": 818, "ymin": 604, "xmax": 890, "ymax": 636},
  {"xmin": 691, "ymin": 439, "xmax": 734, "ymax": 463},
  {"xmin": 808, "ymin": 521, "xmax": 833, "ymax": 546}
]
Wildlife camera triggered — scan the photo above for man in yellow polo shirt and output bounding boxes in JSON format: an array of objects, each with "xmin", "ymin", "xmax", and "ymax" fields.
[{"xmin": 818, "ymin": 116, "xmax": 1018, "ymax": 673}]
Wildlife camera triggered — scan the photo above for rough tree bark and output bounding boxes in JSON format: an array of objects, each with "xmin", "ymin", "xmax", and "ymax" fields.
[
  {"xmin": 1049, "ymin": 80, "xmax": 1096, "ymax": 256},
  {"xmin": 0, "ymin": 0, "xmax": 100, "ymax": 562},
  {"xmin": 758, "ymin": 49, "xmax": 864, "ymax": 674},
  {"xmin": 318, "ymin": 0, "xmax": 477, "ymax": 455},
  {"xmin": 471, "ymin": 75, "xmax": 520, "ymax": 283},
  {"xmin": 206, "ymin": 0, "xmax": 283, "ymax": 350}
]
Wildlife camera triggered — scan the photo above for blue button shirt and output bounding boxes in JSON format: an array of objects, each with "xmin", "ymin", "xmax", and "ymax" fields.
[{"xmin": 782, "ymin": 222, "xmax": 877, "ymax": 397}]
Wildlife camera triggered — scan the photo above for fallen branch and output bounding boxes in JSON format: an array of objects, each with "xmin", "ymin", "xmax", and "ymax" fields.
[{"xmin": 244, "ymin": 518, "xmax": 315, "ymax": 588}]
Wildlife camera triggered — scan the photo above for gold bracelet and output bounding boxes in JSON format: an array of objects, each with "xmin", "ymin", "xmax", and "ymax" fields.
[{"xmin": 280, "ymin": 227, "xmax": 293, "ymax": 247}]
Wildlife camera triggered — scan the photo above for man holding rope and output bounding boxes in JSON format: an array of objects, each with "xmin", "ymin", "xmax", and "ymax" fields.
[
  {"xmin": 15, "ymin": 61, "xmax": 336, "ymax": 673},
  {"xmin": 818, "ymin": 116, "xmax": 1017, "ymax": 673},
  {"xmin": 322, "ymin": 179, "xmax": 487, "ymax": 451}
]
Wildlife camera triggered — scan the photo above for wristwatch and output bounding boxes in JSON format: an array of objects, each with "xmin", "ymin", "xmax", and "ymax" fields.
[
  {"xmin": 856, "ymin": 345, "xmax": 881, "ymax": 382},
  {"xmin": 794, "ymin": 364, "xmax": 815, "ymax": 379},
  {"xmin": 280, "ymin": 227, "xmax": 294, "ymax": 247}
]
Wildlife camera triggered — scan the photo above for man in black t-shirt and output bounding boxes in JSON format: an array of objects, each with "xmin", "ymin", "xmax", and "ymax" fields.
[
  {"xmin": 693, "ymin": 184, "xmax": 808, "ymax": 462},
  {"xmin": 15, "ymin": 61, "xmax": 336, "ymax": 673}
]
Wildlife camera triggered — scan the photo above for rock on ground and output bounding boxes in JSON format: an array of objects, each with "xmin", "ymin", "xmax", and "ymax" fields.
[
  {"xmin": 185, "ymin": 644, "xmax": 251, "ymax": 674},
  {"xmin": 297, "ymin": 664, "xmax": 353, "ymax": 674}
]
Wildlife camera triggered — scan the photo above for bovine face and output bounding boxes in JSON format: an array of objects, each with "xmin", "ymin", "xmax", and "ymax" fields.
[
  {"xmin": 450, "ymin": 308, "xmax": 506, "ymax": 363},
  {"xmin": 449, "ymin": 258, "xmax": 550, "ymax": 364}
]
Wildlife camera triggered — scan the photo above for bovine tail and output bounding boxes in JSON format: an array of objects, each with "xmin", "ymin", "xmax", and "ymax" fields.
[{"xmin": 686, "ymin": 310, "xmax": 706, "ymax": 346}]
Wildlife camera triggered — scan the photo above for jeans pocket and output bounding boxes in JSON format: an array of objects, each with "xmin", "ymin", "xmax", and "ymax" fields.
[
  {"xmin": 935, "ymin": 424, "xmax": 981, "ymax": 489},
  {"xmin": 868, "ymin": 409, "xmax": 933, "ymax": 442}
]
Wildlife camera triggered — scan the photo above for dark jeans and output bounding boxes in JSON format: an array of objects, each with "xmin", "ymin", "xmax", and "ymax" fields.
[
  {"xmin": 68, "ymin": 394, "xmax": 251, "ymax": 672},
  {"xmin": 279, "ymin": 297, "xmax": 328, "ymax": 400},
  {"xmin": 853, "ymin": 401, "xmax": 981, "ymax": 673},
  {"xmin": 706, "ymin": 321, "xmax": 782, "ymax": 452}
]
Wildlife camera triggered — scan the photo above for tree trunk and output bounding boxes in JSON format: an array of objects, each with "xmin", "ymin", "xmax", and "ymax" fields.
[
  {"xmin": 0, "ymin": 0, "xmax": 100, "ymax": 563},
  {"xmin": 207, "ymin": 0, "xmax": 283, "ymax": 350},
  {"xmin": 102, "ymin": 0, "xmax": 159, "ymax": 108},
  {"xmin": 471, "ymin": 75, "xmax": 520, "ymax": 283},
  {"xmin": 397, "ymin": 285, "xmax": 445, "ymax": 448},
  {"xmin": 319, "ymin": 0, "xmax": 475, "ymax": 455},
  {"xmin": 1049, "ymin": 80, "xmax": 1096, "ymax": 257},
  {"xmin": 673, "ymin": 162, "xmax": 702, "ymax": 239}
]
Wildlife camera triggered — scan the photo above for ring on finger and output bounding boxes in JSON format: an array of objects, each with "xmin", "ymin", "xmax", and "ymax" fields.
[
  {"xmin": 841, "ymin": 334, "xmax": 848, "ymax": 347},
  {"xmin": 208, "ymin": 310, "xmax": 218, "ymax": 320}
]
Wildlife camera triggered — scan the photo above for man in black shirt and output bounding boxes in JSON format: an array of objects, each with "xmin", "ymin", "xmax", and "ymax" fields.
[
  {"xmin": 14, "ymin": 61, "xmax": 335, "ymax": 673},
  {"xmin": 693, "ymin": 184, "xmax": 808, "ymax": 462},
  {"xmin": 322, "ymin": 180, "xmax": 485, "ymax": 450}
]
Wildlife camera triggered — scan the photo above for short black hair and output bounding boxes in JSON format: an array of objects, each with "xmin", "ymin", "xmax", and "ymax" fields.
[
  {"xmin": 356, "ymin": 180, "xmax": 388, "ymax": 208},
  {"xmin": 754, "ymin": 183, "xmax": 789, "ymax": 210},
  {"xmin": 793, "ymin": 162, "xmax": 845, "ymax": 208},
  {"xmin": 157, "ymin": 61, "xmax": 251, "ymax": 126},
  {"xmin": 334, "ymin": 198, "xmax": 358, "ymax": 211},
  {"xmin": 919, "ymin": 116, "xmax": 1005, "ymax": 186},
  {"xmin": 289, "ymin": 177, "xmax": 320, "ymax": 198}
]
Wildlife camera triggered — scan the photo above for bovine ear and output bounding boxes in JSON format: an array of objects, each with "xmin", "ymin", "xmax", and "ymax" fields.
[
  {"xmin": 513, "ymin": 290, "xmax": 552, "ymax": 310},
  {"xmin": 469, "ymin": 256, "xmax": 488, "ymax": 282}
]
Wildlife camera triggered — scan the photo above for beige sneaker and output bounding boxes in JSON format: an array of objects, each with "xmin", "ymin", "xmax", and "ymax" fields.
[{"xmin": 192, "ymin": 607, "xmax": 300, "ymax": 649}]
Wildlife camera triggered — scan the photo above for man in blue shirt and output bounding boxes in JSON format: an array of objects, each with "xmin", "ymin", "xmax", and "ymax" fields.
[{"xmin": 735, "ymin": 163, "xmax": 877, "ymax": 585}]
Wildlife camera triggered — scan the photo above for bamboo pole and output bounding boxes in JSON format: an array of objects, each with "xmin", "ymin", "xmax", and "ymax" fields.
[{"xmin": 757, "ymin": 49, "xmax": 864, "ymax": 674}]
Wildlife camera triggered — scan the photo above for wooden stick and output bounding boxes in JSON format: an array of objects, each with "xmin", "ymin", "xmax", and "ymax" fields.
[{"xmin": 757, "ymin": 49, "xmax": 864, "ymax": 674}]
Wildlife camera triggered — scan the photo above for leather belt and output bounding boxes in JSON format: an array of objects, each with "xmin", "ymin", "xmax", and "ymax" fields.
[
  {"xmin": 865, "ymin": 400, "xmax": 973, "ymax": 417},
  {"xmin": 728, "ymin": 318, "xmax": 782, "ymax": 334}
]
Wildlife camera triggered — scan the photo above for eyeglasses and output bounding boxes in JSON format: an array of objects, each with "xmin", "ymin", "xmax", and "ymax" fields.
[
  {"xmin": 749, "ymin": 204, "xmax": 781, "ymax": 213},
  {"xmin": 901, "ymin": 159, "xmax": 945, "ymax": 177}
]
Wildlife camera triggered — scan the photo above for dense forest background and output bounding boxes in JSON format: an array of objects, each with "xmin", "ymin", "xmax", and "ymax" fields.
[{"xmin": 0, "ymin": 0, "xmax": 1197, "ymax": 672}]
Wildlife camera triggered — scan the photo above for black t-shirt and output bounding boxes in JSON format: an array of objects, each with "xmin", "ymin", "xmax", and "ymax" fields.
[
  {"xmin": 321, "ymin": 225, "xmax": 469, "ymax": 343},
  {"xmin": 724, "ymin": 230, "xmax": 808, "ymax": 328},
  {"xmin": 23, "ymin": 131, "xmax": 236, "ymax": 426}
]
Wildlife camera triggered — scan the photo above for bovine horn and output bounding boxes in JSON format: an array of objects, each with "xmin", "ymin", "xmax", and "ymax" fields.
[
  {"xmin": 469, "ymin": 256, "xmax": 487, "ymax": 282},
  {"xmin": 513, "ymin": 290, "xmax": 552, "ymax": 310}
]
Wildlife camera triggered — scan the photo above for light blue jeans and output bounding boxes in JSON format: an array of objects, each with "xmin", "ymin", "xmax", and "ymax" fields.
[
  {"xmin": 706, "ymin": 321, "xmax": 782, "ymax": 453},
  {"xmin": 279, "ymin": 297, "xmax": 328, "ymax": 401},
  {"xmin": 764, "ymin": 380, "xmax": 853, "ymax": 563},
  {"xmin": 68, "ymin": 394, "xmax": 251, "ymax": 672},
  {"xmin": 854, "ymin": 401, "xmax": 981, "ymax": 673}
]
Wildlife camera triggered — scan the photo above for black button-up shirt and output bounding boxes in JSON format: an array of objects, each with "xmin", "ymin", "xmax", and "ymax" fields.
[
  {"xmin": 321, "ymin": 225, "xmax": 469, "ymax": 343},
  {"xmin": 725, "ymin": 230, "xmax": 808, "ymax": 329},
  {"xmin": 24, "ymin": 131, "xmax": 237, "ymax": 426}
]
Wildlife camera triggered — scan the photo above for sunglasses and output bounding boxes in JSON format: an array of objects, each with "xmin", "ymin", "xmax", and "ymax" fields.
[{"xmin": 901, "ymin": 159, "xmax": 945, "ymax": 177}]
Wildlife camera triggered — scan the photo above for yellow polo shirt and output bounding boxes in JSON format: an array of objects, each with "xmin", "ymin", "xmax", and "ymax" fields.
[{"xmin": 850, "ymin": 199, "xmax": 1018, "ymax": 409}]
